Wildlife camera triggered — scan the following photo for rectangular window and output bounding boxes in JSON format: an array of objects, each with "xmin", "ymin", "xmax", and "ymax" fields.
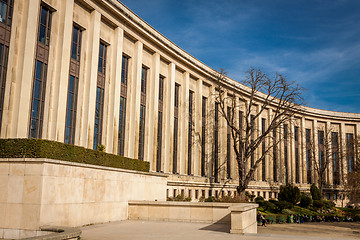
[
  {"xmin": 65, "ymin": 25, "xmax": 82, "ymax": 144},
  {"xmin": 93, "ymin": 86, "xmax": 104, "ymax": 149},
  {"xmin": 159, "ymin": 75, "xmax": 164, "ymax": 101},
  {"xmin": 173, "ymin": 84, "xmax": 180, "ymax": 173},
  {"xmin": 261, "ymin": 118, "xmax": 266, "ymax": 181},
  {"xmin": 273, "ymin": 128, "xmax": 277, "ymax": 181},
  {"xmin": 156, "ymin": 111, "xmax": 163, "ymax": 172},
  {"xmin": 306, "ymin": 129, "xmax": 312, "ymax": 184},
  {"xmin": 214, "ymin": 102, "xmax": 219, "ymax": 182},
  {"xmin": 38, "ymin": 5, "xmax": 52, "ymax": 46},
  {"xmin": 138, "ymin": 104, "xmax": 146, "ymax": 160},
  {"xmin": 284, "ymin": 124, "xmax": 289, "ymax": 183},
  {"xmin": 0, "ymin": 43, "xmax": 9, "ymax": 133},
  {"xmin": 239, "ymin": 110, "xmax": 243, "ymax": 165},
  {"xmin": 64, "ymin": 75, "xmax": 78, "ymax": 144},
  {"xmin": 93, "ymin": 42, "xmax": 106, "ymax": 149},
  {"xmin": 118, "ymin": 97, "xmax": 126, "ymax": 155},
  {"xmin": 201, "ymin": 97, "xmax": 207, "ymax": 177},
  {"xmin": 226, "ymin": 106, "xmax": 231, "ymax": 179},
  {"xmin": 346, "ymin": 133, "xmax": 354, "ymax": 173},
  {"xmin": 188, "ymin": 90, "xmax": 194, "ymax": 175},
  {"xmin": 250, "ymin": 115, "xmax": 255, "ymax": 169},
  {"xmin": 0, "ymin": 0, "xmax": 14, "ymax": 25},
  {"xmin": 121, "ymin": 55, "xmax": 129, "ymax": 85},
  {"xmin": 294, "ymin": 126, "xmax": 299, "ymax": 183},
  {"xmin": 141, "ymin": 67, "xmax": 147, "ymax": 94},
  {"xmin": 332, "ymin": 132, "xmax": 340, "ymax": 185},
  {"xmin": 29, "ymin": 5, "xmax": 52, "ymax": 138},
  {"xmin": 318, "ymin": 130, "xmax": 324, "ymax": 172}
]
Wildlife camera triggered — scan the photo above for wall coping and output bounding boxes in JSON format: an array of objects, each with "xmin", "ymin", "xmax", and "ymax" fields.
[
  {"xmin": 129, "ymin": 200, "xmax": 253, "ymax": 208},
  {"xmin": 0, "ymin": 158, "xmax": 168, "ymax": 178},
  {"xmin": 229, "ymin": 204, "xmax": 259, "ymax": 212}
]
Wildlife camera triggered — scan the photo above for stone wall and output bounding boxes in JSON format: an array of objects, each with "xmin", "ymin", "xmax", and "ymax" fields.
[{"xmin": 0, "ymin": 158, "xmax": 167, "ymax": 239}]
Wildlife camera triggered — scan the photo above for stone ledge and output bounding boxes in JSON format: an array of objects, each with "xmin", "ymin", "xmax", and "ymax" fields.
[{"xmin": 21, "ymin": 226, "xmax": 81, "ymax": 240}]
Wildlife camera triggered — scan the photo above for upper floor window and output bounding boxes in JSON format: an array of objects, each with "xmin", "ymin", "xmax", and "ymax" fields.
[
  {"xmin": 174, "ymin": 83, "xmax": 179, "ymax": 108},
  {"xmin": 159, "ymin": 75, "xmax": 164, "ymax": 101},
  {"xmin": 141, "ymin": 66, "xmax": 147, "ymax": 94},
  {"xmin": 121, "ymin": 55, "xmax": 129, "ymax": 85},
  {"xmin": 71, "ymin": 26, "xmax": 82, "ymax": 61},
  {"xmin": 38, "ymin": 5, "xmax": 52, "ymax": 46},
  {"xmin": 0, "ymin": 0, "xmax": 13, "ymax": 26},
  {"xmin": 98, "ymin": 42, "xmax": 106, "ymax": 74}
]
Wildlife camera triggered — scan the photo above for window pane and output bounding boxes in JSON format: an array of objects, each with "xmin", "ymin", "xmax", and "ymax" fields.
[{"xmin": 0, "ymin": 2, "xmax": 6, "ymax": 23}]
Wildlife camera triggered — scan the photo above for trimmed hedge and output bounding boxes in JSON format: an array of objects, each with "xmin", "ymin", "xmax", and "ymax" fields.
[{"xmin": 0, "ymin": 138, "xmax": 149, "ymax": 172}]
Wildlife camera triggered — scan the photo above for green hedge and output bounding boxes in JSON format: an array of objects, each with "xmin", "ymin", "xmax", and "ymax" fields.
[{"xmin": 0, "ymin": 138, "xmax": 149, "ymax": 172}]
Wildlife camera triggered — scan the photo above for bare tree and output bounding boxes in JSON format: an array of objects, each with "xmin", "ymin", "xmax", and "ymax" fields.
[
  {"xmin": 214, "ymin": 68, "xmax": 303, "ymax": 198},
  {"xmin": 306, "ymin": 126, "xmax": 342, "ymax": 196},
  {"xmin": 345, "ymin": 135, "xmax": 360, "ymax": 204}
]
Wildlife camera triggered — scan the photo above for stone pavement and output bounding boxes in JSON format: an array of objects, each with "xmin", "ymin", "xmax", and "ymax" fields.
[{"xmin": 81, "ymin": 220, "xmax": 360, "ymax": 240}]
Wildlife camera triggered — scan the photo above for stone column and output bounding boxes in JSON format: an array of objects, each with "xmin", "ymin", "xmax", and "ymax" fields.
[
  {"xmin": 267, "ymin": 109, "xmax": 273, "ymax": 182},
  {"xmin": 194, "ymin": 78, "xmax": 203, "ymax": 176},
  {"xmin": 290, "ymin": 118, "xmax": 295, "ymax": 183},
  {"xmin": 207, "ymin": 85, "xmax": 216, "ymax": 179},
  {"xmin": 126, "ymin": 41, "xmax": 143, "ymax": 158},
  {"xmin": 312, "ymin": 120, "xmax": 318, "ymax": 184},
  {"xmin": 3, "ymin": 0, "xmax": 41, "ymax": 138},
  {"xmin": 300, "ymin": 117, "xmax": 306, "ymax": 184},
  {"xmin": 340, "ymin": 123, "xmax": 346, "ymax": 184},
  {"xmin": 104, "ymin": 27, "xmax": 124, "ymax": 154},
  {"xmin": 179, "ymin": 72, "xmax": 189, "ymax": 174},
  {"xmin": 78, "ymin": 10, "xmax": 101, "ymax": 148},
  {"xmin": 162, "ymin": 62, "xmax": 175, "ymax": 173},
  {"xmin": 326, "ymin": 121, "xmax": 333, "ymax": 186},
  {"xmin": 146, "ymin": 53, "xmax": 160, "ymax": 171}
]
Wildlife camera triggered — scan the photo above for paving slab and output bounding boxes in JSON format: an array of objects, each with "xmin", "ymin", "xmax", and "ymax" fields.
[{"xmin": 81, "ymin": 220, "xmax": 360, "ymax": 240}]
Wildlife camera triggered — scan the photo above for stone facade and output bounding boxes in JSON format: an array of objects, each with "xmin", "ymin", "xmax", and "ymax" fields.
[{"xmin": 0, "ymin": 0, "xmax": 359, "ymax": 216}]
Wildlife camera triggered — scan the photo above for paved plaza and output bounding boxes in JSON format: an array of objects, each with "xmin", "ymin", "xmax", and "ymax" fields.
[{"xmin": 81, "ymin": 220, "xmax": 360, "ymax": 240}]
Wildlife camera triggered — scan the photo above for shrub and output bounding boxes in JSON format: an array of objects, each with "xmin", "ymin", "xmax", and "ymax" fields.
[
  {"xmin": 262, "ymin": 201, "xmax": 277, "ymax": 212},
  {"xmin": 245, "ymin": 191, "xmax": 255, "ymax": 202},
  {"xmin": 255, "ymin": 196, "xmax": 264, "ymax": 203},
  {"xmin": 205, "ymin": 196, "xmax": 216, "ymax": 202},
  {"xmin": 274, "ymin": 200, "xmax": 293, "ymax": 212},
  {"xmin": 322, "ymin": 199, "xmax": 335, "ymax": 209},
  {"xmin": 278, "ymin": 184, "xmax": 300, "ymax": 205},
  {"xmin": 299, "ymin": 193, "xmax": 313, "ymax": 208},
  {"xmin": 0, "ymin": 138, "xmax": 149, "ymax": 172},
  {"xmin": 310, "ymin": 184, "xmax": 322, "ymax": 200},
  {"xmin": 313, "ymin": 200, "xmax": 325, "ymax": 209}
]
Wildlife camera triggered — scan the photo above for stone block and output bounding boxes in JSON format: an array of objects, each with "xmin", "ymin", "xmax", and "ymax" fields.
[
  {"xmin": 3, "ymin": 228, "xmax": 20, "ymax": 239},
  {"xmin": 4, "ymin": 203, "xmax": 22, "ymax": 229},
  {"xmin": 0, "ymin": 175, "xmax": 8, "ymax": 203},
  {"xmin": 7, "ymin": 175, "xmax": 24, "ymax": 203},
  {"xmin": 190, "ymin": 206, "xmax": 212, "ymax": 223},
  {"xmin": 128, "ymin": 204, "xmax": 148, "ymax": 220},
  {"xmin": 148, "ymin": 205, "xmax": 169, "ymax": 221},
  {"xmin": 22, "ymin": 175, "xmax": 42, "ymax": 204},
  {"xmin": 169, "ymin": 205, "xmax": 190, "ymax": 222},
  {"xmin": 25, "ymin": 163, "xmax": 43, "ymax": 176},
  {"xmin": 0, "ymin": 163, "xmax": 9, "ymax": 175},
  {"xmin": 20, "ymin": 204, "xmax": 41, "ymax": 229},
  {"xmin": 9, "ymin": 163, "xmax": 25, "ymax": 176}
]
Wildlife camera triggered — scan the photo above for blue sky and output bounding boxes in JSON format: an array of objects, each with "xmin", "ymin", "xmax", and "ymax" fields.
[{"xmin": 120, "ymin": 0, "xmax": 360, "ymax": 113}]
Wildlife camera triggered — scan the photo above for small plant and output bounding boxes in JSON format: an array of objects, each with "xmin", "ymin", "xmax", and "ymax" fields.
[
  {"xmin": 299, "ymin": 193, "xmax": 313, "ymax": 208},
  {"xmin": 278, "ymin": 184, "xmax": 300, "ymax": 205},
  {"xmin": 97, "ymin": 144, "xmax": 105, "ymax": 152}
]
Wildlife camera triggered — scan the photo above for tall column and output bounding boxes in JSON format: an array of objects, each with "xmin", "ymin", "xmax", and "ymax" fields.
[
  {"xmin": 78, "ymin": 10, "xmax": 101, "ymax": 148},
  {"xmin": 340, "ymin": 123, "xmax": 347, "ymax": 184},
  {"xmin": 300, "ymin": 117, "xmax": 306, "ymax": 184},
  {"xmin": 45, "ymin": 0, "xmax": 74, "ymax": 141},
  {"xmin": 104, "ymin": 27, "xmax": 123, "ymax": 154},
  {"xmin": 3, "ymin": 0, "xmax": 41, "ymax": 138},
  {"xmin": 146, "ymin": 53, "xmax": 160, "ymax": 171},
  {"xmin": 126, "ymin": 41, "xmax": 143, "ymax": 158},
  {"xmin": 290, "ymin": 118, "xmax": 295, "ymax": 183},
  {"xmin": 268, "ymin": 109, "xmax": 273, "ymax": 182},
  {"xmin": 312, "ymin": 120, "xmax": 318, "ymax": 184},
  {"xmin": 194, "ymin": 78, "xmax": 203, "ymax": 176},
  {"xmin": 207, "ymin": 85, "xmax": 216, "ymax": 179},
  {"xmin": 326, "ymin": 121, "xmax": 333, "ymax": 186},
  {"xmin": 179, "ymin": 72, "xmax": 189, "ymax": 174},
  {"xmin": 162, "ymin": 62, "xmax": 175, "ymax": 173}
]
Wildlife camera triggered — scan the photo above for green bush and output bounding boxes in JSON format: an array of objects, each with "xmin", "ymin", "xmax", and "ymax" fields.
[
  {"xmin": 310, "ymin": 184, "xmax": 322, "ymax": 200},
  {"xmin": 274, "ymin": 200, "xmax": 293, "ymax": 212},
  {"xmin": 278, "ymin": 184, "xmax": 300, "ymax": 205},
  {"xmin": 0, "ymin": 138, "xmax": 149, "ymax": 172},
  {"xmin": 313, "ymin": 200, "xmax": 325, "ymax": 209},
  {"xmin": 255, "ymin": 196, "xmax": 264, "ymax": 203},
  {"xmin": 262, "ymin": 201, "xmax": 277, "ymax": 212},
  {"xmin": 205, "ymin": 196, "xmax": 216, "ymax": 202},
  {"xmin": 299, "ymin": 193, "xmax": 313, "ymax": 208}
]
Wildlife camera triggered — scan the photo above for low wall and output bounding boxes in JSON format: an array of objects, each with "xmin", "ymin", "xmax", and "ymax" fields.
[
  {"xmin": 0, "ymin": 158, "xmax": 167, "ymax": 239},
  {"xmin": 129, "ymin": 201, "xmax": 258, "ymax": 234}
]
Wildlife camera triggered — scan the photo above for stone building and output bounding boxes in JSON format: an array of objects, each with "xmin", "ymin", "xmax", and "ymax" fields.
[{"xmin": 0, "ymin": 0, "xmax": 359, "ymax": 207}]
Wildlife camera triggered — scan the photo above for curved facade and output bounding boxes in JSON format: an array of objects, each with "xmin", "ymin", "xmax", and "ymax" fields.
[{"xmin": 0, "ymin": 0, "xmax": 359, "ymax": 205}]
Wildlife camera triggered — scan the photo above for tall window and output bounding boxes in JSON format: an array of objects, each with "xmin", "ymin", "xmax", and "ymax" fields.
[
  {"xmin": 118, "ymin": 97, "xmax": 126, "ymax": 155},
  {"xmin": 173, "ymin": 83, "xmax": 179, "ymax": 173},
  {"xmin": 201, "ymin": 97, "xmax": 207, "ymax": 177},
  {"xmin": 239, "ymin": 111, "xmax": 243, "ymax": 168},
  {"xmin": 283, "ymin": 124, "xmax": 289, "ymax": 183},
  {"xmin": 346, "ymin": 133, "xmax": 354, "ymax": 173},
  {"xmin": 29, "ymin": 5, "xmax": 52, "ymax": 138},
  {"xmin": 261, "ymin": 118, "xmax": 266, "ymax": 181},
  {"xmin": 250, "ymin": 115, "xmax": 255, "ymax": 177},
  {"xmin": 318, "ymin": 130, "xmax": 325, "ymax": 173},
  {"xmin": 273, "ymin": 128, "xmax": 277, "ymax": 181},
  {"xmin": 214, "ymin": 102, "xmax": 219, "ymax": 182},
  {"xmin": 226, "ymin": 107, "xmax": 231, "ymax": 179},
  {"xmin": 118, "ymin": 55, "xmax": 129, "ymax": 155},
  {"xmin": 0, "ymin": 0, "xmax": 13, "ymax": 133},
  {"xmin": 65, "ymin": 25, "xmax": 82, "ymax": 144},
  {"xmin": 188, "ymin": 90, "xmax": 194, "ymax": 175},
  {"xmin": 93, "ymin": 42, "xmax": 106, "ymax": 149},
  {"xmin": 156, "ymin": 75, "xmax": 164, "ymax": 172},
  {"xmin": 332, "ymin": 132, "xmax": 340, "ymax": 185},
  {"xmin": 294, "ymin": 126, "xmax": 300, "ymax": 183},
  {"xmin": 138, "ymin": 66, "xmax": 148, "ymax": 160},
  {"xmin": 306, "ymin": 129, "xmax": 312, "ymax": 184}
]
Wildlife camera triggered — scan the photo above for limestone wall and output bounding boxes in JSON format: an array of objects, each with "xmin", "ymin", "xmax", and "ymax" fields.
[{"xmin": 0, "ymin": 158, "xmax": 167, "ymax": 239}]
